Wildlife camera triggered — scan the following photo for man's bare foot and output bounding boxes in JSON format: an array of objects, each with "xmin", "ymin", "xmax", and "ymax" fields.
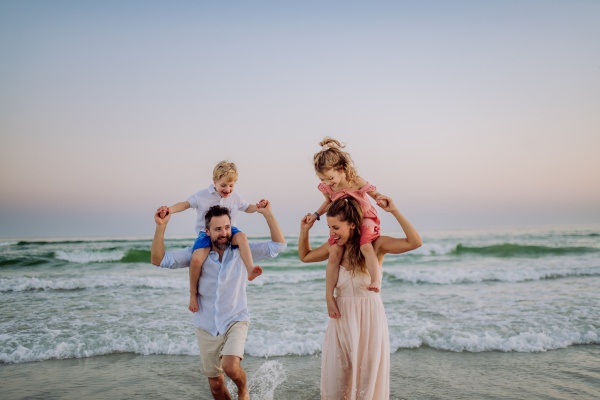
[
  {"xmin": 367, "ymin": 280, "xmax": 381, "ymax": 293},
  {"xmin": 189, "ymin": 295, "xmax": 199, "ymax": 313},
  {"xmin": 238, "ymin": 388, "xmax": 250, "ymax": 400},
  {"xmin": 248, "ymin": 266, "xmax": 263, "ymax": 281},
  {"xmin": 327, "ymin": 297, "xmax": 340, "ymax": 318}
]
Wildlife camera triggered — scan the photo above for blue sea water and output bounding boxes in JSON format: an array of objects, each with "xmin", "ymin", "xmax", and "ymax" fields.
[{"xmin": 1, "ymin": 224, "xmax": 599, "ymax": 398}]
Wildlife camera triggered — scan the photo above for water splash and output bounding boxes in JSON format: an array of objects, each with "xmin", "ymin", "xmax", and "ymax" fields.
[{"xmin": 226, "ymin": 360, "xmax": 287, "ymax": 400}]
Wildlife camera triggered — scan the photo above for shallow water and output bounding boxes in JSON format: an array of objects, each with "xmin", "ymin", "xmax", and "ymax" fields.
[{"xmin": 2, "ymin": 346, "xmax": 599, "ymax": 399}]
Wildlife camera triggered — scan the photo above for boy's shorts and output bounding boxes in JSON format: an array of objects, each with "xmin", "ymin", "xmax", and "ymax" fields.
[
  {"xmin": 195, "ymin": 321, "xmax": 249, "ymax": 377},
  {"xmin": 192, "ymin": 226, "xmax": 241, "ymax": 251}
]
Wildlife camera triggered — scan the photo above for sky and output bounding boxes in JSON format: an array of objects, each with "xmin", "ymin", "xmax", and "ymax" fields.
[{"xmin": 0, "ymin": 0, "xmax": 599, "ymax": 238}]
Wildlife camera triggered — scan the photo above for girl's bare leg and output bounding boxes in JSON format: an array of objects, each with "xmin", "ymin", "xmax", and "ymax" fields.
[
  {"xmin": 189, "ymin": 247, "xmax": 210, "ymax": 312},
  {"xmin": 232, "ymin": 233, "xmax": 262, "ymax": 280},
  {"xmin": 326, "ymin": 244, "xmax": 344, "ymax": 318},
  {"xmin": 361, "ymin": 242, "xmax": 381, "ymax": 292}
]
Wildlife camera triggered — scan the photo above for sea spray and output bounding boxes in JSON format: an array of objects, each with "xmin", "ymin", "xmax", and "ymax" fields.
[{"xmin": 226, "ymin": 360, "xmax": 287, "ymax": 400}]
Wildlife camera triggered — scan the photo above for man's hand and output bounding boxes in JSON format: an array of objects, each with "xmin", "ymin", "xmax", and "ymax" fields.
[
  {"xmin": 301, "ymin": 213, "xmax": 316, "ymax": 232},
  {"xmin": 155, "ymin": 207, "xmax": 171, "ymax": 225},
  {"xmin": 256, "ymin": 199, "xmax": 272, "ymax": 214},
  {"xmin": 376, "ymin": 195, "xmax": 398, "ymax": 213}
]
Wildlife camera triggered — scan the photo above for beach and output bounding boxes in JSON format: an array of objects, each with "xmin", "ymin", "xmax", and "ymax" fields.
[{"xmin": 1, "ymin": 225, "xmax": 600, "ymax": 399}]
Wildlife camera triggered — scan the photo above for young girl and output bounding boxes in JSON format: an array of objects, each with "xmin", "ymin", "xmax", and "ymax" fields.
[{"xmin": 306, "ymin": 138, "xmax": 388, "ymax": 318}]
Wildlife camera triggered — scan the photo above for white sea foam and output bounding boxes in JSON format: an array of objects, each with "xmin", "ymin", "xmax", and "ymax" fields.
[
  {"xmin": 2, "ymin": 323, "xmax": 598, "ymax": 364},
  {"xmin": 226, "ymin": 361, "xmax": 287, "ymax": 400},
  {"xmin": 0, "ymin": 241, "xmax": 18, "ymax": 246},
  {"xmin": 386, "ymin": 265, "xmax": 600, "ymax": 285},
  {"xmin": 0, "ymin": 331, "xmax": 199, "ymax": 364},
  {"xmin": 389, "ymin": 326, "xmax": 600, "ymax": 353},
  {"xmin": 245, "ymin": 329, "xmax": 325, "ymax": 357},
  {"xmin": 54, "ymin": 250, "xmax": 125, "ymax": 263},
  {"xmin": 0, "ymin": 275, "xmax": 187, "ymax": 292},
  {"xmin": 407, "ymin": 243, "xmax": 455, "ymax": 256}
]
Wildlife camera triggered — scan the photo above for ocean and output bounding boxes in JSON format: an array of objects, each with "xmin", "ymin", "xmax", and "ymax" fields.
[{"xmin": 1, "ymin": 225, "xmax": 599, "ymax": 399}]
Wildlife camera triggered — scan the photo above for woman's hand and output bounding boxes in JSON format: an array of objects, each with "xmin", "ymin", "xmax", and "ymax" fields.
[
  {"xmin": 376, "ymin": 195, "xmax": 398, "ymax": 213},
  {"xmin": 301, "ymin": 213, "xmax": 316, "ymax": 232}
]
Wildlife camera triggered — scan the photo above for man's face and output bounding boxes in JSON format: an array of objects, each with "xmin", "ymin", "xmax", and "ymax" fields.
[
  {"xmin": 205, "ymin": 215, "xmax": 232, "ymax": 250},
  {"xmin": 213, "ymin": 176, "xmax": 236, "ymax": 198}
]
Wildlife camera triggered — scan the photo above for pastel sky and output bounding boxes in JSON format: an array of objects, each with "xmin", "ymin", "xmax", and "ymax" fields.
[{"xmin": 1, "ymin": 1, "xmax": 599, "ymax": 237}]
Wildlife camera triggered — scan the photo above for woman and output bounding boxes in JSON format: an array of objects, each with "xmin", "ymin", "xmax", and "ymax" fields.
[{"xmin": 299, "ymin": 195, "xmax": 422, "ymax": 400}]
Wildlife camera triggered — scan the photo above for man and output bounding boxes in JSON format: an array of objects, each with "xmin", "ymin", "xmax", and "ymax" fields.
[{"xmin": 151, "ymin": 201, "xmax": 286, "ymax": 400}]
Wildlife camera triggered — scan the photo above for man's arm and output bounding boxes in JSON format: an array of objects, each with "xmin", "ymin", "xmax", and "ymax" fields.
[
  {"xmin": 151, "ymin": 209, "xmax": 193, "ymax": 268},
  {"xmin": 257, "ymin": 200, "xmax": 285, "ymax": 243},
  {"xmin": 151, "ymin": 209, "xmax": 170, "ymax": 265}
]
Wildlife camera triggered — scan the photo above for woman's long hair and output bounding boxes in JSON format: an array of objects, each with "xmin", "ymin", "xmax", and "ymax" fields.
[{"xmin": 326, "ymin": 197, "xmax": 366, "ymax": 274}]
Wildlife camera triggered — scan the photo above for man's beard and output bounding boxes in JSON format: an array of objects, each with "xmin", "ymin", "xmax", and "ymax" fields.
[{"xmin": 211, "ymin": 235, "xmax": 232, "ymax": 251}]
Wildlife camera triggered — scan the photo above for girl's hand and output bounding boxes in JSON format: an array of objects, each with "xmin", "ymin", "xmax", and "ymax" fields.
[
  {"xmin": 376, "ymin": 195, "xmax": 398, "ymax": 213},
  {"xmin": 257, "ymin": 199, "xmax": 268, "ymax": 209},
  {"xmin": 301, "ymin": 213, "xmax": 316, "ymax": 231}
]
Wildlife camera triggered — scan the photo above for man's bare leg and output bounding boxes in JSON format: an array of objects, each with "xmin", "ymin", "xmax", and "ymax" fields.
[
  {"xmin": 189, "ymin": 247, "xmax": 210, "ymax": 312},
  {"xmin": 231, "ymin": 233, "xmax": 262, "ymax": 280},
  {"xmin": 222, "ymin": 355, "xmax": 249, "ymax": 400},
  {"xmin": 207, "ymin": 375, "xmax": 231, "ymax": 400}
]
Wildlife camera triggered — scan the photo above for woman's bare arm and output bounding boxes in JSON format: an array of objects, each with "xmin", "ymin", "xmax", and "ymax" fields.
[
  {"xmin": 299, "ymin": 213, "xmax": 331, "ymax": 263},
  {"xmin": 374, "ymin": 196, "xmax": 422, "ymax": 255}
]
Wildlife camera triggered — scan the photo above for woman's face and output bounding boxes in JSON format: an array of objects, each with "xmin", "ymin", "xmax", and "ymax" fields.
[{"xmin": 327, "ymin": 215, "xmax": 356, "ymax": 246}]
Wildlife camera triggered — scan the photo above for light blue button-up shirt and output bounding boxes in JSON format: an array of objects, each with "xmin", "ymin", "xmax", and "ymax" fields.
[{"xmin": 158, "ymin": 241, "xmax": 287, "ymax": 336}]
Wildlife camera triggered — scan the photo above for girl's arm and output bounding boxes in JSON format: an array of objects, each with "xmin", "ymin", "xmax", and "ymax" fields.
[
  {"xmin": 374, "ymin": 196, "xmax": 422, "ymax": 255},
  {"xmin": 168, "ymin": 201, "xmax": 191, "ymax": 214},
  {"xmin": 356, "ymin": 177, "xmax": 383, "ymax": 201},
  {"xmin": 315, "ymin": 194, "xmax": 332, "ymax": 217},
  {"xmin": 299, "ymin": 213, "xmax": 331, "ymax": 263},
  {"xmin": 245, "ymin": 204, "xmax": 258, "ymax": 213}
]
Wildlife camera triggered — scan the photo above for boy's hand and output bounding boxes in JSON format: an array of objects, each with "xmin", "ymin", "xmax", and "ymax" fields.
[
  {"xmin": 155, "ymin": 208, "xmax": 171, "ymax": 225},
  {"xmin": 256, "ymin": 200, "xmax": 272, "ymax": 213},
  {"xmin": 156, "ymin": 206, "xmax": 170, "ymax": 219}
]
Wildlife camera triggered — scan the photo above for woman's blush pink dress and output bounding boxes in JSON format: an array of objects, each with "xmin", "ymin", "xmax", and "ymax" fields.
[{"xmin": 321, "ymin": 265, "xmax": 390, "ymax": 400}]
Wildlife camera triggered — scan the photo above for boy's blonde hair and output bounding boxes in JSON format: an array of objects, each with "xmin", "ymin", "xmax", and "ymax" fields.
[
  {"xmin": 313, "ymin": 137, "xmax": 358, "ymax": 185},
  {"xmin": 213, "ymin": 160, "xmax": 238, "ymax": 182}
]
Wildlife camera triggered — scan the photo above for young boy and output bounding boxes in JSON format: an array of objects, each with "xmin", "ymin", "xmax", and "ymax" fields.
[{"xmin": 157, "ymin": 161, "xmax": 265, "ymax": 312}]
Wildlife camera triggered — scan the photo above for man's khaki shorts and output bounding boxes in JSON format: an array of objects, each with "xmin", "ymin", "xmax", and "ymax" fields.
[{"xmin": 195, "ymin": 321, "xmax": 249, "ymax": 378}]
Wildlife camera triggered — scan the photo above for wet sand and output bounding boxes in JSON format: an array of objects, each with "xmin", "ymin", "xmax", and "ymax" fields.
[{"xmin": 2, "ymin": 345, "xmax": 599, "ymax": 399}]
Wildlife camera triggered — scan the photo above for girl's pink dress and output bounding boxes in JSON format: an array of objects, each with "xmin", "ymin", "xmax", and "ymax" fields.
[
  {"xmin": 321, "ymin": 265, "xmax": 390, "ymax": 399},
  {"xmin": 318, "ymin": 182, "xmax": 381, "ymax": 246}
]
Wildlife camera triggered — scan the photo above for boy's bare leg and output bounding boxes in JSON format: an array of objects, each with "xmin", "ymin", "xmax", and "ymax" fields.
[
  {"xmin": 189, "ymin": 247, "xmax": 210, "ymax": 312},
  {"xmin": 222, "ymin": 355, "xmax": 249, "ymax": 400},
  {"xmin": 361, "ymin": 242, "xmax": 381, "ymax": 292},
  {"xmin": 326, "ymin": 244, "xmax": 344, "ymax": 318},
  {"xmin": 231, "ymin": 233, "xmax": 262, "ymax": 280}
]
